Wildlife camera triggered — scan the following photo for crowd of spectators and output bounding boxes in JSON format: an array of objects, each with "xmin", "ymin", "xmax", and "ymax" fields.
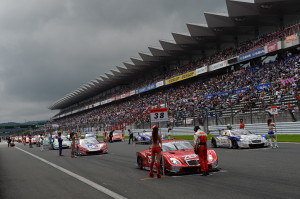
[
  {"xmin": 55, "ymin": 53, "xmax": 300, "ymax": 129},
  {"xmin": 55, "ymin": 22, "xmax": 300, "ymax": 118}
]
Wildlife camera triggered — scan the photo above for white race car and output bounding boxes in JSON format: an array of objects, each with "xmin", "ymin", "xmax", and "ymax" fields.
[
  {"xmin": 211, "ymin": 129, "xmax": 269, "ymax": 149},
  {"xmin": 51, "ymin": 136, "xmax": 72, "ymax": 149}
]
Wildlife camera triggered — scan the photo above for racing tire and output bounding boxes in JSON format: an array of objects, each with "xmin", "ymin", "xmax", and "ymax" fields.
[
  {"xmin": 231, "ymin": 139, "xmax": 239, "ymax": 149},
  {"xmin": 211, "ymin": 138, "xmax": 217, "ymax": 148},
  {"xmin": 137, "ymin": 156, "xmax": 143, "ymax": 169}
]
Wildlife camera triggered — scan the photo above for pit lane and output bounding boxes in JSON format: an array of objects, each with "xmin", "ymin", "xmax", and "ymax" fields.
[{"xmin": 0, "ymin": 141, "xmax": 300, "ymax": 199}]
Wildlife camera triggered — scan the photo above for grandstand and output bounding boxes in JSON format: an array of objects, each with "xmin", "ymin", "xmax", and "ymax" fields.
[{"xmin": 49, "ymin": 0, "xmax": 300, "ymax": 131}]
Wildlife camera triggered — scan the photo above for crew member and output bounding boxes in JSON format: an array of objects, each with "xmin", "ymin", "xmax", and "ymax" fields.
[
  {"xmin": 240, "ymin": 119, "xmax": 245, "ymax": 129},
  {"xmin": 149, "ymin": 125, "xmax": 162, "ymax": 178},
  {"xmin": 194, "ymin": 126, "xmax": 209, "ymax": 176},
  {"xmin": 267, "ymin": 118, "xmax": 278, "ymax": 148},
  {"xmin": 109, "ymin": 130, "xmax": 114, "ymax": 143},
  {"xmin": 57, "ymin": 132, "xmax": 63, "ymax": 156},
  {"xmin": 128, "ymin": 129, "xmax": 133, "ymax": 144}
]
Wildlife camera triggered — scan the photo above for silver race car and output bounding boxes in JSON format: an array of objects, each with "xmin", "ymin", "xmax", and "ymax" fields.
[{"xmin": 211, "ymin": 129, "xmax": 269, "ymax": 149}]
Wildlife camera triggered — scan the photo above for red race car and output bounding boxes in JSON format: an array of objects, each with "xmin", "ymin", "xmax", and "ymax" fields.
[
  {"xmin": 136, "ymin": 139, "xmax": 218, "ymax": 174},
  {"xmin": 106, "ymin": 132, "xmax": 123, "ymax": 142},
  {"xmin": 75, "ymin": 138, "xmax": 108, "ymax": 155}
]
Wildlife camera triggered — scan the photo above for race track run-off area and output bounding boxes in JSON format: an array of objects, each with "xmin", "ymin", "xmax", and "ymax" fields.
[{"xmin": 1, "ymin": 141, "xmax": 300, "ymax": 199}]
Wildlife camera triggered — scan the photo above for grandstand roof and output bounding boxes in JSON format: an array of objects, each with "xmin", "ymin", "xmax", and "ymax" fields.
[{"xmin": 49, "ymin": 0, "xmax": 300, "ymax": 110}]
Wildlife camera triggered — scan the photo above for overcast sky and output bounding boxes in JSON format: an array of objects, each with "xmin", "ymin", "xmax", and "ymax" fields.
[{"xmin": 0, "ymin": 0, "xmax": 227, "ymax": 123}]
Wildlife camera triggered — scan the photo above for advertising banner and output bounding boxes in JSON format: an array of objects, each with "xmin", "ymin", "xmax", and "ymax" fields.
[
  {"xmin": 94, "ymin": 102, "xmax": 100, "ymax": 107},
  {"xmin": 116, "ymin": 95, "xmax": 122, "ymax": 100},
  {"xmin": 266, "ymin": 41, "xmax": 281, "ymax": 53},
  {"xmin": 196, "ymin": 66, "xmax": 207, "ymax": 75},
  {"xmin": 285, "ymin": 34, "xmax": 297, "ymax": 43},
  {"xmin": 216, "ymin": 91, "xmax": 230, "ymax": 96},
  {"xmin": 130, "ymin": 90, "xmax": 135, "ymax": 96},
  {"xmin": 165, "ymin": 71, "xmax": 196, "ymax": 85},
  {"xmin": 239, "ymin": 47, "xmax": 266, "ymax": 62},
  {"xmin": 233, "ymin": 87, "xmax": 249, "ymax": 94},
  {"xmin": 137, "ymin": 83, "xmax": 156, "ymax": 94},
  {"xmin": 284, "ymin": 34, "xmax": 299, "ymax": 48},
  {"xmin": 156, "ymin": 81, "xmax": 164, "ymax": 88},
  {"xmin": 254, "ymin": 83, "xmax": 272, "ymax": 91},
  {"xmin": 209, "ymin": 60, "xmax": 227, "ymax": 71},
  {"xmin": 203, "ymin": 95, "xmax": 214, "ymax": 99}
]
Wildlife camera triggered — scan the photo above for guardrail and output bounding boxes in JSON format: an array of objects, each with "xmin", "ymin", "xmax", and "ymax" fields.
[{"xmin": 129, "ymin": 121, "xmax": 300, "ymax": 135}]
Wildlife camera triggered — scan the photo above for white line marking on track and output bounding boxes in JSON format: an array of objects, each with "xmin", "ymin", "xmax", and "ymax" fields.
[{"xmin": 15, "ymin": 147, "xmax": 127, "ymax": 199}]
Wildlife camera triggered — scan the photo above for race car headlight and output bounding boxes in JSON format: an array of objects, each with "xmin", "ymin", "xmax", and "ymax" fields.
[
  {"xmin": 208, "ymin": 154, "xmax": 213, "ymax": 162},
  {"xmin": 170, "ymin": 158, "xmax": 181, "ymax": 165},
  {"xmin": 98, "ymin": 144, "xmax": 104, "ymax": 148}
]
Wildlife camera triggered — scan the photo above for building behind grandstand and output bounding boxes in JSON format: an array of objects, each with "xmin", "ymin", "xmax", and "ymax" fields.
[{"xmin": 49, "ymin": 0, "xmax": 300, "ymax": 131}]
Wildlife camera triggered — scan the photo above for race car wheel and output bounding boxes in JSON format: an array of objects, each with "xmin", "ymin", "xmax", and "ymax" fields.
[
  {"xmin": 211, "ymin": 138, "xmax": 217, "ymax": 148},
  {"xmin": 137, "ymin": 156, "xmax": 143, "ymax": 169},
  {"xmin": 231, "ymin": 139, "xmax": 239, "ymax": 149}
]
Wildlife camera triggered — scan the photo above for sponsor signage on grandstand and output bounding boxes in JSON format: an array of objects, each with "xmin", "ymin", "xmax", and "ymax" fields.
[
  {"xmin": 137, "ymin": 83, "xmax": 156, "ymax": 94},
  {"xmin": 130, "ymin": 90, "xmax": 135, "ymax": 96},
  {"xmin": 209, "ymin": 61, "xmax": 227, "ymax": 71},
  {"xmin": 116, "ymin": 95, "xmax": 122, "ymax": 100},
  {"xmin": 255, "ymin": 83, "xmax": 271, "ymax": 91},
  {"xmin": 239, "ymin": 47, "xmax": 266, "ymax": 62},
  {"xmin": 266, "ymin": 41, "xmax": 281, "ymax": 53},
  {"xmin": 94, "ymin": 102, "xmax": 100, "ymax": 107},
  {"xmin": 165, "ymin": 71, "xmax": 196, "ymax": 85},
  {"xmin": 286, "ymin": 34, "xmax": 297, "ymax": 43},
  {"xmin": 156, "ymin": 81, "xmax": 164, "ymax": 88},
  {"xmin": 196, "ymin": 66, "xmax": 207, "ymax": 75},
  {"xmin": 284, "ymin": 34, "xmax": 299, "ymax": 48}
]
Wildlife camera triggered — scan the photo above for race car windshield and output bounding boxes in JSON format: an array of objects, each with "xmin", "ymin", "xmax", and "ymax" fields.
[
  {"xmin": 162, "ymin": 141, "xmax": 193, "ymax": 152},
  {"xmin": 81, "ymin": 139, "xmax": 99, "ymax": 145},
  {"xmin": 231, "ymin": 129, "xmax": 253, "ymax": 135},
  {"xmin": 113, "ymin": 133, "xmax": 120, "ymax": 136}
]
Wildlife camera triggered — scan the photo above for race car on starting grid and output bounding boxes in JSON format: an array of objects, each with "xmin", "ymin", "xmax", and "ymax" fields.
[
  {"xmin": 135, "ymin": 131, "xmax": 167, "ymax": 144},
  {"xmin": 211, "ymin": 129, "xmax": 269, "ymax": 149},
  {"xmin": 136, "ymin": 139, "xmax": 218, "ymax": 174},
  {"xmin": 75, "ymin": 138, "xmax": 108, "ymax": 155},
  {"xmin": 134, "ymin": 131, "xmax": 152, "ymax": 144}
]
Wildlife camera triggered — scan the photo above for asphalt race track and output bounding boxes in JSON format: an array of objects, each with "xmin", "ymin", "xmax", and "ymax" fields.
[{"xmin": 0, "ymin": 140, "xmax": 300, "ymax": 199}]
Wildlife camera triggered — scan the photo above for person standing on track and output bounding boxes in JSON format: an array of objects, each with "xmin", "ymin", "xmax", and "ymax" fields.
[
  {"xmin": 7, "ymin": 137, "xmax": 12, "ymax": 147},
  {"xmin": 267, "ymin": 118, "xmax": 278, "ymax": 148},
  {"xmin": 109, "ymin": 130, "xmax": 114, "ymax": 143},
  {"xmin": 29, "ymin": 135, "xmax": 33, "ymax": 148},
  {"xmin": 193, "ymin": 126, "xmax": 209, "ymax": 176},
  {"xmin": 57, "ymin": 132, "xmax": 63, "ymax": 156},
  {"xmin": 70, "ymin": 132, "xmax": 76, "ymax": 158},
  {"xmin": 149, "ymin": 125, "xmax": 162, "ymax": 178},
  {"xmin": 128, "ymin": 129, "xmax": 133, "ymax": 144},
  {"xmin": 240, "ymin": 119, "xmax": 245, "ymax": 129},
  {"xmin": 40, "ymin": 135, "xmax": 44, "ymax": 151}
]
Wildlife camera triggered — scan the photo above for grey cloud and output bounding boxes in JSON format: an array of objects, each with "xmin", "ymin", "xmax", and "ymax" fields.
[{"xmin": 0, "ymin": 0, "xmax": 226, "ymax": 122}]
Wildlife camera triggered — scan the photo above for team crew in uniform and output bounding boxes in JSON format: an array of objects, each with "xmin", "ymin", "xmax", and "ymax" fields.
[
  {"xmin": 149, "ymin": 125, "xmax": 162, "ymax": 178},
  {"xmin": 267, "ymin": 119, "xmax": 278, "ymax": 148},
  {"xmin": 193, "ymin": 126, "xmax": 209, "ymax": 176}
]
